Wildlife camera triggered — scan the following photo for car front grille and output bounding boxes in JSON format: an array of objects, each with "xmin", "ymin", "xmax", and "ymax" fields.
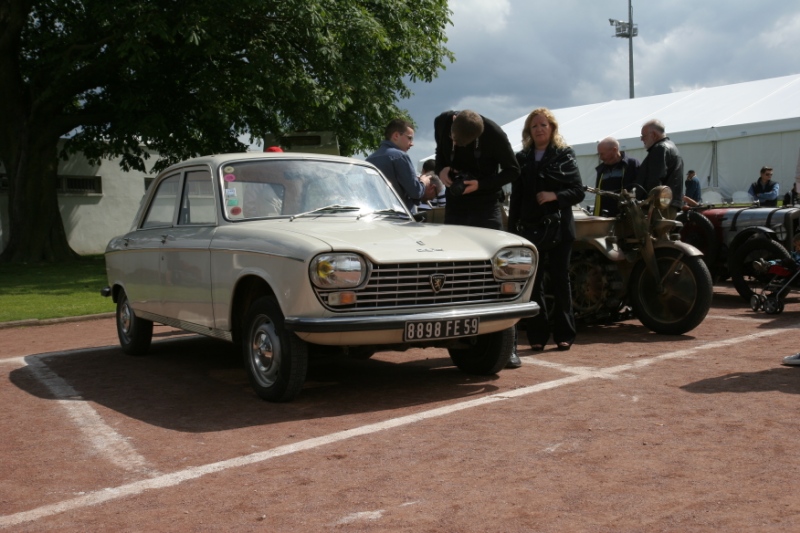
[{"xmin": 315, "ymin": 260, "xmax": 519, "ymax": 311}]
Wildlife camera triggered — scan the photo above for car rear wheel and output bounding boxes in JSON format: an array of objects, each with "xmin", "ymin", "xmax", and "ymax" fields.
[
  {"xmin": 448, "ymin": 326, "xmax": 514, "ymax": 375},
  {"xmin": 116, "ymin": 290, "xmax": 153, "ymax": 355},
  {"xmin": 729, "ymin": 237, "xmax": 792, "ymax": 301},
  {"xmin": 242, "ymin": 296, "xmax": 308, "ymax": 402}
]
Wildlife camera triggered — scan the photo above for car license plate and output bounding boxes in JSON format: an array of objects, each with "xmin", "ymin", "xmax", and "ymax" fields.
[{"xmin": 403, "ymin": 317, "xmax": 480, "ymax": 341}]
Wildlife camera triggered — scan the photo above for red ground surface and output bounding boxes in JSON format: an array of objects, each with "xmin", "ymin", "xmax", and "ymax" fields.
[{"xmin": 2, "ymin": 283, "xmax": 799, "ymax": 532}]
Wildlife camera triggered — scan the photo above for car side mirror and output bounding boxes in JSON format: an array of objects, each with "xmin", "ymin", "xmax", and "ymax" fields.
[{"xmin": 413, "ymin": 213, "xmax": 427, "ymax": 223}]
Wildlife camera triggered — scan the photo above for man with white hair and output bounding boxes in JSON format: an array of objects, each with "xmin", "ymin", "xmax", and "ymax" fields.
[
  {"xmin": 594, "ymin": 137, "xmax": 639, "ymax": 216},
  {"xmin": 637, "ymin": 119, "xmax": 684, "ymax": 219}
]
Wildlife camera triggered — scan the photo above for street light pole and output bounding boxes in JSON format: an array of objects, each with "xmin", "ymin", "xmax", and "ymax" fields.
[
  {"xmin": 627, "ymin": 0, "xmax": 634, "ymax": 98},
  {"xmin": 609, "ymin": 0, "xmax": 638, "ymax": 99}
]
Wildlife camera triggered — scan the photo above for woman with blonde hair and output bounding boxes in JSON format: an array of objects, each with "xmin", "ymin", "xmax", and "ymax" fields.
[{"xmin": 508, "ymin": 108, "xmax": 584, "ymax": 351}]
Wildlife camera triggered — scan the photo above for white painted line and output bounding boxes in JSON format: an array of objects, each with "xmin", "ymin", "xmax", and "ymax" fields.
[
  {"xmin": 0, "ymin": 326, "xmax": 794, "ymax": 528},
  {"xmin": 24, "ymin": 357, "xmax": 158, "ymax": 478}
]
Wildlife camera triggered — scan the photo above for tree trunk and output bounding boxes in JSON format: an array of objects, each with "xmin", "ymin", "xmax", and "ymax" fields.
[{"xmin": 0, "ymin": 136, "xmax": 79, "ymax": 263}]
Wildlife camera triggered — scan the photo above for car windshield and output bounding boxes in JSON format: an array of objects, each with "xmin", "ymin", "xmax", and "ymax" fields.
[{"xmin": 220, "ymin": 159, "xmax": 408, "ymax": 221}]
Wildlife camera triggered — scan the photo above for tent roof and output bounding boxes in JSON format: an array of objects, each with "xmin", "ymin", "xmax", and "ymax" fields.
[{"xmin": 503, "ymin": 73, "xmax": 800, "ymax": 156}]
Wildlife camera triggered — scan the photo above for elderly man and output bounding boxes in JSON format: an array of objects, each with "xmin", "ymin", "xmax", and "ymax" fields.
[
  {"xmin": 637, "ymin": 119, "xmax": 684, "ymax": 219},
  {"xmin": 367, "ymin": 119, "xmax": 435, "ymax": 213},
  {"xmin": 594, "ymin": 137, "xmax": 639, "ymax": 216}
]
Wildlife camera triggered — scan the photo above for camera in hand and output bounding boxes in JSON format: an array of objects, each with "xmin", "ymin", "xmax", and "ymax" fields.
[{"xmin": 448, "ymin": 169, "xmax": 470, "ymax": 196}]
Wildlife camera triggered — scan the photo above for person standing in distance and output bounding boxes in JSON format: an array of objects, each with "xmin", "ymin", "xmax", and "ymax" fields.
[
  {"xmin": 747, "ymin": 166, "xmax": 779, "ymax": 207},
  {"xmin": 594, "ymin": 137, "xmax": 639, "ymax": 216},
  {"xmin": 434, "ymin": 109, "xmax": 522, "ymax": 368},
  {"xmin": 637, "ymin": 119, "xmax": 684, "ymax": 219},
  {"xmin": 683, "ymin": 170, "xmax": 702, "ymax": 206},
  {"xmin": 367, "ymin": 119, "xmax": 435, "ymax": 213}
]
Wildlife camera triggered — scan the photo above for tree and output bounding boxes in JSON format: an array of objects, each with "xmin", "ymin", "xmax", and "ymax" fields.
[{"xmin": 0, "ymin": 0, "xmax": 453, "ymax": 262}]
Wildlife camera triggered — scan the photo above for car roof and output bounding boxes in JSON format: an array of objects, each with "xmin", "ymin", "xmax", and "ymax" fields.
[{"xmin": 161, "ymin": 152, "xmax": 370, "ymax": 174}]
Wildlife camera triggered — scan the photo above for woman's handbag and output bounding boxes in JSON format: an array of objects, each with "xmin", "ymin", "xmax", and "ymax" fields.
[{"xmin": 518, "ymin": 212, "xmax": 562, "ymax": 252}]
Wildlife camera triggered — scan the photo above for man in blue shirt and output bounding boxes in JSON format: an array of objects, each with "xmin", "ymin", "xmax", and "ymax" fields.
[
  {"xmin": 367, "ymin": 119, "xmax": 435, "ymax": 212},
  {"xmin": 748, "ymin": 166, "xmax": 779, "ymax": 207},
  {"xmin": 684, "ymin": 170, "xmax": 702, "ymax": 205}
]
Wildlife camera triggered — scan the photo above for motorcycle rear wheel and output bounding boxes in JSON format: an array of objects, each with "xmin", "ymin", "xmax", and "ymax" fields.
[{"xmin": 629, "ymin": 248, "xmax": 713, "ymax": 335}]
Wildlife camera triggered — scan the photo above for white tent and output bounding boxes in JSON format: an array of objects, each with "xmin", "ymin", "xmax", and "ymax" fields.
[{"xmin": 501, "ymin": 73, "xmax": 800, "ymax": 204}]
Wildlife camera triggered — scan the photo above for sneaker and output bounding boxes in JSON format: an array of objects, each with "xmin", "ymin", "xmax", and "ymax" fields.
[
  {"xmin": 782, "ymin": 353, "xmax": 800, "ymax": 366},
  {"xmin": 506, "ymin": 351, "xmax": 522, "ymax": 369}
]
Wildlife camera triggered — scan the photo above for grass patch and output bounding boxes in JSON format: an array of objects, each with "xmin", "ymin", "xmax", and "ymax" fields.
[{"xmin": 0, "ymin": 255, "xmax": 114, "ymax": 323}]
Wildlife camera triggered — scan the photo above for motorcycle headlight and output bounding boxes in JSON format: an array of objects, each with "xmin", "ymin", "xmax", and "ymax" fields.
[
  {"xmin": 493, "ymin": 247, "xmax": 534, "ymax": 280},
  {"xmin": 650, "ymin": 186, "xmax": 673, "ymax": 210},
  {"xmin": 310, "ymin": 253, "xmax": 366, "ymax": 288}
]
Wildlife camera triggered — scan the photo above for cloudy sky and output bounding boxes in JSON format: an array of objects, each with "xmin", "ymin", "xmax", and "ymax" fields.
[{"xmin": 396, "ymin": 0, "xmax": 800, "ymax": 166}]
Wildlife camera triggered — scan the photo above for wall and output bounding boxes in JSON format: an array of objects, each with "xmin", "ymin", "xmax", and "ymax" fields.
[{"xmin": 0, "ymin": 149, "xmax": 153, "ymax": 256}]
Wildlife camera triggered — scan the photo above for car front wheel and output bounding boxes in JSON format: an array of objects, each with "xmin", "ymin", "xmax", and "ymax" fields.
[
  {"xmin": 116, "ymin": 290, "xmax": 153, "ymax": 355},
  {"xmin": 448, "ymin": 327, "xmax": 515, "ymax": 375},
  {"xmin": 242, "ymin": 296, "xmax": 308, "ymax": 402}
]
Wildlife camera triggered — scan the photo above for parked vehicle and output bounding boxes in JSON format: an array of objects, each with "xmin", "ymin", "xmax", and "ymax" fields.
[
  {"xmin": 569, "ymin": 185, "xmax": 713, "ymax": 335},
  {"xmin": 101, "ymin": 153, "xmax": 539, "ymax": 402},
  {"xmin": 677, "ymin": 204, "xmax": 800, "ymax": 300}
]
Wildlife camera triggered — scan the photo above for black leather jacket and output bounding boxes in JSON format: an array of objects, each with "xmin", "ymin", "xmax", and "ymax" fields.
[
  {"xmin": 637, "ymin": 136, "xmax": 684, "ymax": 209},
  {"xmin": 508, "ymin": 144, "xmax": 585, "ymax": 242}
]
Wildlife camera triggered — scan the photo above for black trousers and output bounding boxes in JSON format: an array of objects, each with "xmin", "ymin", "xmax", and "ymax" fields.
[
  {"xmin": 523, "ymin": 239, "xmax": 576, "ymax": 346},
  {"xmin": 444, "ymin": 202, "xmax": 504, "ymax": 230}
]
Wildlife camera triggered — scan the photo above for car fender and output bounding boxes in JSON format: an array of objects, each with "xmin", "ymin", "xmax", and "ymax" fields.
[
  {"xmin": 653, "ymin": 239, "xmax": 704, "ymax": 257},
  {"xmin": 728, "ymin": 226, "xmax": 777, "ymax": 254}
]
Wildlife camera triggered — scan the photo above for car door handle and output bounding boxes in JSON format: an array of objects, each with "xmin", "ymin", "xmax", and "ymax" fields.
[{"xmin": 161, "ymin": 235, "xmax": 169, "ymax": 244}]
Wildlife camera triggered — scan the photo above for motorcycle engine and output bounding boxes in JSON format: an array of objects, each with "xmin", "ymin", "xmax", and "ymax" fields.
[{"xmin": 570, "ymin": 252, "xmax": 625, "ymax": 322}]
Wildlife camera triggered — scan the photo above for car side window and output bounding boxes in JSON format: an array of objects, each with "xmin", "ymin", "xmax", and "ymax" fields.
[
  {"xmin": 178, "ymin": 170, "xmax": 216, "ymax": 225},
  {"xmin": 141, "ymin": 174, "xmax": 180, "ymax": 229}
]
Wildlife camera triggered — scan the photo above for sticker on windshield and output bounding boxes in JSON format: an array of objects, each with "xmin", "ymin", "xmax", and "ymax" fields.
[
  {"xmin": 225, "ymin": 188, "xmax": 237, "ymax": 197},
  {"xmin": 230, "ymin": 206, "xmax": 242, "ymax": 216},
  {"xmin": 223, "ymin": 166, "xmax": 235, "ymax": 174},
  {"xmin": 227, "ymin": 198, "xmax": 239, "ymax": 206},
  {"xmin": 224, "ymin": 173, "xmax": 236, "ymax": 182}
]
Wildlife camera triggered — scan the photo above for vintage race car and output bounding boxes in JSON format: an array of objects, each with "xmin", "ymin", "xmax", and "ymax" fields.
[
  {"xmin": 677, "ymin": 205, "xmax": 800, "ymax": 299},
  {"xmin": 101, "ymin": 153, "xmax": 539, "ymax": 401}
]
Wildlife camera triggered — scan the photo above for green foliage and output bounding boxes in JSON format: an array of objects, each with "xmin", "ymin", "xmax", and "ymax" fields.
[
  {"xmin": 0, "ymin": 256, "xmax": 114, "ymax": 322},
  {"xmin": 5, "ymin": 0, "xmax": 453, "ymax": 170}
]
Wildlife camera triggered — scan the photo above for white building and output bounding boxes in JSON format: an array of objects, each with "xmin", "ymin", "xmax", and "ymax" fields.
[{"xmin": 500, "ymin": 73, "xmax": 800, "ymax": 207}]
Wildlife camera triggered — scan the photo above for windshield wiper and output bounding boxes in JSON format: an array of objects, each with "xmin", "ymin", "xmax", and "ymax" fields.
[
  {"xmin": 357, "ymin": 209, "xmax": 411, "ymax": 220},
  {"xmin": 289, "ymin": 204, "xmax": 363, "ymax": 221}
]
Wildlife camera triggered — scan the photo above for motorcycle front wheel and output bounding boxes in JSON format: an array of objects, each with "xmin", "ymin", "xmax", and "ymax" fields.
[{"xmin": 629, "ymin": 248, "xmax": 713, "ymax": 335}]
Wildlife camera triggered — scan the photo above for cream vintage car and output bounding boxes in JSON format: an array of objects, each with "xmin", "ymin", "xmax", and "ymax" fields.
[{"xmin": 102, "ymin": 152, "xmax": 538, "ymax": 401}]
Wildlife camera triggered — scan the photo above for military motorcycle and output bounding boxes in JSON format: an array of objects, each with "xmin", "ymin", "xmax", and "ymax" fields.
[{"xmin": 567, "ymin": 185, "xmax": 713, "ymax": 335}]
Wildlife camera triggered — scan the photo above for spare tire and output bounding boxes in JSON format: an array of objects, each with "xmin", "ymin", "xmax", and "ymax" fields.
[{"xmin": 677, "ymin": 210, "xmax": 719, "ymax": 270}]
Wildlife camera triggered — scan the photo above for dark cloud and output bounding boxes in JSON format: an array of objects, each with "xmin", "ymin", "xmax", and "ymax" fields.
[{"xmin": 396, "ymin": 0, "xmax": 800, "ymax": 167}]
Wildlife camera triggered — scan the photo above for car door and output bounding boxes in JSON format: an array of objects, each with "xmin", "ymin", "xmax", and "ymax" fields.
[
  {"xmin": 158, "ymin": 168, "xmax": 216, "ymax": 327},
  {"xmin": 122, "ymin": 173, "xmax": 181, "ymax": 315}
]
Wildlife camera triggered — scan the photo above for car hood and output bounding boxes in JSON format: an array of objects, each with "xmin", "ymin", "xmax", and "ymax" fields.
[{"xmin": 214, "ymin": 218, "xmax": 532, "ymax": 263}]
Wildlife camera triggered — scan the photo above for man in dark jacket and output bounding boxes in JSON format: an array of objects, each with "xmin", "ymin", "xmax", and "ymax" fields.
[
  {"xmin": 594, "ymin": 137, "xmax": 639, "ymax": 216},
  {"xmin": 434, "ymin": 110, "xmax": 520, "ymax": 229},
  {"xmin": 637, "ymin": 119, "xmax": 684, "ymax": 218},
  {"xmin": 434, "ymin": 109, "xmax": 522, "ymax": 368}
]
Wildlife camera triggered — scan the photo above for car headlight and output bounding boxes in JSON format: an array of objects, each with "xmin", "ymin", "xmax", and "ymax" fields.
[
  {"xmin": 493, "ymin": 247, "xmax": 534, "ymax": 280},
  {"xmin": 650, "ymin": 185, "xmax": 672, "ymax": 210},
  {"xmin": 310, "ymin": 254, "xmax": 366, "ymax": 288}
]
